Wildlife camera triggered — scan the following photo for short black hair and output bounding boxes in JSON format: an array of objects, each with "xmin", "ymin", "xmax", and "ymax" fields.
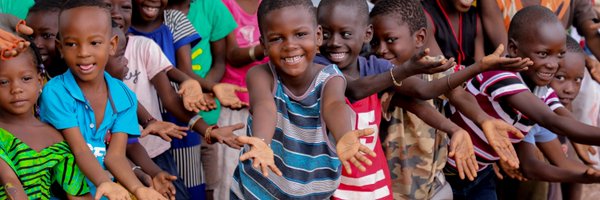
[
  {"xmin": 257, "ymin": 0, "xmax": 316, "ymax": 35},
  {"xmin": 508, "ymin": 5, "xmax": 560, "ymax": 43},
  {"xmin": 58, "ymin": 0, "xmax": 111, "ymax": 37},
  {"xmin": 317, "ymin": 0, "xmax": 369, "ymax": 25},
  {"xmin": 29, "ymin": 0, "xmax": 64, "ymax": 14},
  {"xmin": 369, "ymin": 0, "xmax": 426, "ymax": 34},
  {"xmin": 566, "ymin": 36, "xmax": 584, "ymax": 54}
]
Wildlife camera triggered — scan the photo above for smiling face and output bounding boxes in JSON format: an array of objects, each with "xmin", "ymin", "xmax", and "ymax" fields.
[
  {"xmin": 318, "ymin": 4, "xmax": 371, "ymax": 70},
  {"xmin": 370, "ymin": 14, "xmax": 424, "ymax": 65},
  {"xmin": 0, "ymin": 51, "xmax": 42, "ymax": 117},
  {"xmin": 133, "ymin": 0, "xmax": 167, "ymax": 22},
  {"xmin": 57, "ymin": 6, "xmax": 117, "ymax": 83},
  {"xmin": 260, "ymin": 6, "xmax": 322, "ymax": 78},
  {"xmin": 103, "ymin": 0, "xmax": 133, "ymax": 33},
  {"xmin": 549, "ymin": 51, "xmax": 585, "ymax": 108},
  {"xmin": 26, "ymin": 10, "xmax": 59, "ymax": 66},
  {"xmin": 449, "ymin": 0, "xmax": 473, "ymax": 12},
  {"xmin": 509, "ymin": 21, "xmax": 566, "ymax": 87}
]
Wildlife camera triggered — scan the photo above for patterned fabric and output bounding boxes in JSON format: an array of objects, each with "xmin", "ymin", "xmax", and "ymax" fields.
[
  {"xmin": 231, "ymin": 64, "xmax": 344, "ymax": 199},
  {"xmin": 0, "ymin": 128, "xmax": 89, "ymax": 199},
  {"xmin": 496, "ymin": 0, "xmax": 571, "ymax": 30},
  {"xmin": 448, "ymin": 71, "xmax": 563, "ymax": 169},
  {"xmin": 333, "ymin": 95, "xmax": 392, "ymax": 200},
  {"xmin": 380, "ymin": 73, "xmax": 449, "ymax": 200}
]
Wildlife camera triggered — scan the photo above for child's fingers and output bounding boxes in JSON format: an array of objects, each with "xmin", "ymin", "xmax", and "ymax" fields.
[
  {"xmin": 358, "ymin": 144, "xmax": 377, "ymax": 157},
  {"xmin": 492, "ymin": 44, "xmax": 505, "ymax": 56},
  {"xmin": 414, "ymin": 48, "xmax": 430, "ymax": 60},
  {"xmin": 456, "ymin": 158, "xmax": 466, "ymax": 180},
  {"xmin": 356, "ymin": 128, "xmax": 374, "ymax": 137},
  {"xmin": 350, "ymin": 157, "xmax": 366, "ymax": 172},
  {"xmin": 342, "ymin": 161, "xmax": 352, "ymax": 174},
  {"xmin": 462, "ymin": 158, "xmax": 476, "ymax": 181},
  {"xmin": 269, "ymin": 164, "xmax": 283, "ymax": 176},
  {"xmin": 354, "ymin": 152, "xmax": 373, "ymax": 166},
  {"xmin": 235, "ymin": 86, "xmax": 249, "ymax": 93},
  {"xmin": 260, "ymin": 163, "xmax": 269, "ymax": 177},
  {"xmin": 493, "ymin": 164, "xmax": 504, "ymax": 180},
  {"xmin": 158, "ymin": 133, "xmax": 173, "ymax": 142},
  {"xmin": 468, "ymin": 155, "xmax": 479, "ymax": 176},
  {"xmin": 239, "ymin": 151, "xmax": 256, "ymax": 161},
  {"xmin": 236, "ymin": 135, "xmax": 252, "ymax": 145}
]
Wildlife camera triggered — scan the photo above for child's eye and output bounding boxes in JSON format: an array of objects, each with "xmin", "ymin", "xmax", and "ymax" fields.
[
  {"xmin": 322, "ymin": 32, "xmax": 331, "ymax": 40},
  {"xmin": 342, "ymin": 32, "xmax": 352, "ymax": 39},
  {"xmin": 42, "ymin": 33, "xmax": 56, "ymax": 40},
  {"xmin": 22, "ymin": 76, "xmax": 33, "ymax": 82},
  {"xmin": 554, "ymin": 75, "xmax": 565, "ymax": 81},
  {"xmin": 296, "ymin": 32, "xmax": 308, "ymax": 38},
  {"xmin": 91, "ymin": 41, "xmax": 102, "ymax": 46},
  {"xmin": 65, "ymin": 42, "xmax": 77, "ymax": 47},
  {"xmin": 385, "ymin": 37, "xmax": 397, "ymax": 44},
  {"xmin": 576, "ymin": 77, "xmax": 583, "ymax": 83},
  {"xmin": 537, "ymin": 52, "xmax": 548, "ymax": 57},
  {"xmin": 268, "ymin": 37, "xmax": 282, "ymax": 43},
  {"xmin": 104, "ymin": 3, "xmax": 112, "ymax": 8},
  {"xmin": 0, "ymin": 80, "xmax": 8, "ymax": 86},
  {"xmin": 558, "ymin": 51, "xmax": 566, "ymax": 58}
]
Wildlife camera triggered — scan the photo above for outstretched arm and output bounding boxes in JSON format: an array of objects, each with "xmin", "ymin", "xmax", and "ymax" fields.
[{"xmin": 0, "ymin": 159, "xmax": 26, "ymax": 200}]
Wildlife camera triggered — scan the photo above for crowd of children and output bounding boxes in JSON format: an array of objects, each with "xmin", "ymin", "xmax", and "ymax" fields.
[{"xmin": 2, "ymin": 0, "xmax": 600, "ymax": 199}]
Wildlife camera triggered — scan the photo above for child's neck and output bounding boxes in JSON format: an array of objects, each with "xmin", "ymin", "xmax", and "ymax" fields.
[
  {"xmin": 131, "ymin": 13, "xmax": 165, "ymax": 32},
  {"xmin": 278, "ymin": 63, "xmax": 322, "ymax": 96},
  {"xmin": 339, "ymin": 58, "xmax": 360, "ymax": 80},
  {"xmin": 0, "ymin": 110, "xmax": 39, "ymax": 126},
  {"xmin": 76, "ymin": 75, "xmax": 107, "ymax": 96}
]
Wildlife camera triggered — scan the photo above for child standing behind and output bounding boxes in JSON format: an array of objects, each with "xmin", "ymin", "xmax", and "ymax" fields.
[
  {"xmin": 39, "ymin": 1, "xmax": 164, "ymax": 199},
  {"xmin": 0, "ymin": 43, "xmax": 90, "ymax": 200},
  {"xmin": 230, "ymin": 0, "xmax": 377, "ymax": 199}
]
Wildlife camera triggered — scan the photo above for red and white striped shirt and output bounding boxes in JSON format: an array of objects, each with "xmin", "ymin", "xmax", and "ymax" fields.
[
  {"xmin": 448, "ymin": 70, "xmax": 563, "ymax": 169},
  {"xmin": 333, "ymin": 94, "xmax": 392, "ymax": 200}
]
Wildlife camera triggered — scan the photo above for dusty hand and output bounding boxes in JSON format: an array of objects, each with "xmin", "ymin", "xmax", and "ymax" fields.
[
  {"xmin": 209, "ymin": 123, "xmax": 245, "ymax": 149},
  {"xmin": 133, "ymin": 187, "xmax": 167, "ymax": 200},
  {"xmin": 573, "ymin": 142, "xmax": 598, "ymax": 165},
  {"xmin": 498, "ymin": 158, "xmax": 527, "ymax": 181},
  {"xmin": 403, "ymin": 48, "xmax": 455, "ymax": 75},
  {"xmin": 237, "ymin": 136, "xmax": 282, "ymax": 177},
  {"xmin": 480, "ymin": 44, "xmax": 532, "ymax": 72},
  {"xmin": 178, "ymin": 79, "xmax": 208, "ymax": 112},
  {"xmin": 449, "ymin": 129, "xmax": 478, "ymax": 181},
  {"xmin": 213, "ymin": 83, "xmax": 249, "ymax": 109},
  {"xmin": 152, "ymin": 171, "xmax": 177, "ymax": 200},
  {"xmin": 480, "ymin": 118, "xmax": 523, "ymax": 169},
  {"xmin": 141, "ymin": 120, "xmax": 188, "ymax": 142},
  {"xmin": 95, "ymin": 182, "xmax": 130, "ymax": 200},
  {"xmin": 336, "ymin": 128, "xmax": 377, "ymax": 174}
]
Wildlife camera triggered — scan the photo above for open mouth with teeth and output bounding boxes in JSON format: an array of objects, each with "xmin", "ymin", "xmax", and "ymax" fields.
[
  {"xmin": 282, "ymin": 55, "xmax": 304, "ymax": 65},
  {"xmin": 327, "ymin": 52, "xmax": 348, "ymax": 63},
  {"xmin": 141, "ymin": 6, "xmax": 160, "ymax": 19},
  {"xmin": 536, "ymin": 71, "xmax": 555, "ymax": 82},
  {"xmin": 78, "ymin": 64, "xmax": 96, "ymax": 73}
]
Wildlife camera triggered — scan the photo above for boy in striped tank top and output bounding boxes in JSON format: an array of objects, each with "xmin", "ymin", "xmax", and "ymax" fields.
[
  {"xmin": 230, "ymin": 0, "xmax": 378, "ymax": 199},
  {"xmin": 446, "ymin": 6, "xmax": 600, "ymax": 199}
]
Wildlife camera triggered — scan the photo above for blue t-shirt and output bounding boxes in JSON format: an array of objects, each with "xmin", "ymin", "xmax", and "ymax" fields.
[
  {"xmin": 522, "ymin": 125, "xmax": 558, "ymax": 144},
  {"xmin": 39, "ymin": 69, "xmax": 140, "ymax": 195},
  {"xmin": 314, "ymin": 54, "xmax": 393, "ymax": 77}
]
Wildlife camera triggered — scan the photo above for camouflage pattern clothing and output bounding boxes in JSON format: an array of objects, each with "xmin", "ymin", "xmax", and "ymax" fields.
[{"xmin": 380, "ymin": 73, "xmax": 451, "ymax": 200}]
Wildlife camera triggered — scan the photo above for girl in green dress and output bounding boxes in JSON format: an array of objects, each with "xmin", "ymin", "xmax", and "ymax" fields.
[{"xmin": 0, "ymin": 44, "xmax": 91, "ymax": 199}]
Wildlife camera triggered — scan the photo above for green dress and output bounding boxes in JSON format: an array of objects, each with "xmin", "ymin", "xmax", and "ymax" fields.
[{"xmin": 0, "ymin": 128, "xmax": 89, "ymax": 199}]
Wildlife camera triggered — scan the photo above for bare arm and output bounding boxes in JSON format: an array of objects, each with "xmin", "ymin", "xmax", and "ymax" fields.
[
  {"xmin": 506, "ymin": 92, "xmax": 600, "ymax": 144},
  {"xmin": 474, "ymin": 15, "xmax": 485, "ymax": 62},
  {"xmin": 0, "ymin": 159, "xmax": 26, "ymax": 200},
  {"xmin": 393, "ymin": 95, "xmax": 461, "ymax": 133},
  {"xmin": 126, "ymin": 142, "xmax": 163, "ymax": 177},
  {"xmin": 322, "ymin": 76, "xmax": 353, "ymax": 142},
  {"xmin": 173, "ymin": 45, "xmax": 216, "ymax": 92},
  {"xmin": 206, "ymin": 38, "xmax": 228, "ymax": 83},
  {"xmin": 62, "ymin": 128, "xmax": 112, "ymax": 186},
  {"xmin": 245, "ymin": 65, "xmax": 276, "ymax": 143},
  {"xmin": 104, "ymin": 133, "xmax": 146, "ymax": 194},
  {"xmin": 479, "ymin": 0, "xmax": 508, "ymax": 53},
  {"xmin": 225, "ymin": 33, "xmax": 265, "ymax": 68}
]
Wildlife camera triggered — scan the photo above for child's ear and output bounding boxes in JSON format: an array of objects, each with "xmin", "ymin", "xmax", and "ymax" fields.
[
  {"xmin": 508, "ymin": 38, "xmax": 518, "ymax": 57},
  {"xmin": 109, "ymin": 34, "xmax": 118, "ymax": 56},
  {"xmin": 364, "ymin": 24, "xmax": 374, "ymax": 43},
  {"xmin": 259, "ymin": 37, "xmax": 268, "ymax": 57},
  {"xmin": 316, "ymin": 25, "xmax": 323, "ymax": 47},
  {"xmin": 414, "ymin": 27, "xmax": 427, "ymax": 48}
]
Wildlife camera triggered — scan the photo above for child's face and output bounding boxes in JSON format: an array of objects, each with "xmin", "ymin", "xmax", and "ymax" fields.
[
  {"xmin": 549, "ymin": 51, "xmax": 585, "ymax": 108},
  {"xmin": 26, "ymin": 11, "xmax": 59, "ymax": 66},
  {"xmin": 103, "ymin": 0, "xmax": 133, "ymax": 33},
  {"xmin": 0, "ymin": 51, "xmax": 42, "ymax": 116},
  {"xmin": 509, "ymin": 22, "xmax": 566, "ymax": 86},
  {"xmin": 133, "ymin": 0, "xmax": 168, "ymax": 22},
  {"xmin": 370, "ymin": 15, "xmax": 424, "ymax": 65},
  {"xmin": 57, "ymin": 7, "xmax": 117, "ymax": 82},
  {"xmin": 260, "ymin": 6, "xmax": 322, "ymax": 78},
  {"xmin": 106, "ymin": 28, "xmax": 129, "ymax": 80},
  {"xmin": 318, "ymin": 5, "xmax": 371, "ymax": 70},
  {"xmin": 449, "ymin": 0, "xmax": 474, "ymax": 12}
]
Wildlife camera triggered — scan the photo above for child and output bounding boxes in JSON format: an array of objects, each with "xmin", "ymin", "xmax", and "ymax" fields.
[
  {"xmin": 230, "ymin": 0, "xmax": 376, "ymax": 199},
  {"xmin": 447, "ymin": 6, "xmax": 600, "ymax": 199},
  {"xmin": 38, "ymin": 1, "xmax": 164, "ymax": 199},
  {"xmin": 368, "ymin": 0, "xmax": 531, "ymax": 198},
  {"xmin": 0, "ymin": 43, "xmax": 90, "ymax": 199},
  {"xmin": 25, "ymin": 0, "xmax": 66, "ymax": 78}
]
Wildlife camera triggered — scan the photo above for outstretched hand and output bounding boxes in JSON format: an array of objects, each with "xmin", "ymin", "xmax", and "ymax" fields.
[
  {"xmin": 209, "ymin": 123, "xmax": 245, "ymax": 149},
  {"xmin": 0, "ymin": 15, "xmax": 32, "ymax": 60},
  {"xmin": 449, "ymin": 129, "xmax": 478, "ymax": 181},
  {"xmin": 213, "ymin": 83, "xmax": 249, "ymax": 109},
  {"xmin": 572, "ymin": 142, "xmax": 598, "ymax": 165},
  {"xmin": 152, "ymin": 171, "xmax": 177, "ymax": 200},
  {"xmin": 481, "ymin": 118, "xmax": 523, "ymax": 169},
  {"xmin": 498, "ymin": 158, "xmax": 527, "ymax": 181},
  {"xmin": 237, "ymin": 136, "xmax": 282, "ymax": 177},
  {"xmin": 133, "ymin": 187, "xmax": 167, "ymax": 200},
  {"xmin": 141, "ymin": 120, "xmax": 188, "ymax": 142},
  {"xmin": 480, "ymin": 44, "xmax": 533, "ymax": 72},
  {"xmin": 403, "ymin": 48, "xmax": 455, "ymax": 75},
  {"xmin": 95, "ymin": 181, "xmax": 130, "ymax": 200},
  {"xmin": 336, "ymin": 128, "xmax": 377, "ymax": 174},
  {"xmin": 178, "ymin": 79, "xmax": 208, "ymax": 113}
]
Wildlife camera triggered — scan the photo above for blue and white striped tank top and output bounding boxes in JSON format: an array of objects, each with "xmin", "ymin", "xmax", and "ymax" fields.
[{"xmin": 231, "ymin": 64, "xmax": 345, "ymax": 200}]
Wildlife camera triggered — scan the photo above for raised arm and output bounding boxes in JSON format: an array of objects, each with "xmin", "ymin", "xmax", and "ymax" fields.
[
  {"xmin": 206, "ymin": 38, "xmax": 227, "ymax": 83},
  {"xmin": 0, "ymin": 159, "xmax": 26, "ymax": 199},
  {"xmin": 478, "ymin": 0, "xmax": 508, "ymax": 53}
]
